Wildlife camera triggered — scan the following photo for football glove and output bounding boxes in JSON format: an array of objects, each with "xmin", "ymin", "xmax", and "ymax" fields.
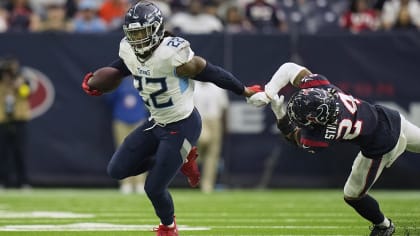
[
  {"xmin": 82, "ymin": 72, "xmax": 102, "ymax": 96},
  {"xmin": 246, "ymin": 91, "xmax": 271, "ymax": 107},
  {"xmin": 246, "ymin": 84, "xmax": 263, "ymax": 93},
  {"xmin": 243, "ymin": 84, "xmax": 263, "ymax": 97},
  {"xmin": 271, "ymin": 94, "xmax": 286, "ymax": 119}
]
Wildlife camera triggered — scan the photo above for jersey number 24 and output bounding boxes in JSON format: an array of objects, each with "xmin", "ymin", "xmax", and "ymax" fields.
[{"xmin": 336, "ymin": 92, "xmax": 362, "ymax": 140}]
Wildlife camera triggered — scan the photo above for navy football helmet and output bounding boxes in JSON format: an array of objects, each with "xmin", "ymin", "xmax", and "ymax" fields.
[
  {"xmin": 123, "ymin": 1, "xmax": 165, "ymax": 62},
  {"xmin": 287, "ymin": 88, "xmax": 339, "ymax": 129}
]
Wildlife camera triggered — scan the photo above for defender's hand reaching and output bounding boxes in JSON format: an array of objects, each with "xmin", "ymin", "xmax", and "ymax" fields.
[
  {"xmin": 270, "ymin": 94, "xmax": 286, "ymax": 119},
  {"xmin": 246, "ymin": 92, "xmax": 271, "ymax": 107}
]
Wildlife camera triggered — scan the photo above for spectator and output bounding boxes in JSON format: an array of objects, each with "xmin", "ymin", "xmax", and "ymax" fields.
[
  {"xmin": 279, "ymin": 0, "xmax": 331, "ymax": 34},
  {"xmin": 193, "ymin": 81, "xmax": 229, "ymax": 193},
  {"xmin": 244, "ymin": 0, "xmax": 287, "ymax": 33},
  {"xmin": 381, "ymin": 0, "xmax": 420, "ymax": 30},
  {"xmin": 373, "ymin": 0, "xmax": 387, "ymax": 11},
  {"xmin": 340, "ymin": 0, "xmax": 380, "ymax": 33},
  {"xmin": 34, "ymin": 2, "xmax": 73, "ymax": 32},
  {"xmin": 168, "ymin": 0, "xmax": 223, "ymax": 34},
  {"xmin": 0, "ymin": 7, "xmax": 7, "ymax": 32},
  {"xmin": 0, "ymin": 55, "xmax": 32, "ymax": 189},
  {"xmin": 168, "ymin": 0, "xmax": 189, "ymax": 13},
  {"xmin": 73, "ymin": 0, "xmax": 107, "ymax": 33},
  {"xmin": 201, "ymin": 0, "xmax": 221, "ymax": 17},
  {"xmin": 4, "ymin": 0, "xmax": 39, "ymax": 32},
  {"xmin": 98, "ymin": 0, "xmax": 129, "ymax": 31},
  {"xmin": 65, "ymin": 0, "xmax": 79, "ymax": 19},
  {"xmin": 106, "ymin": 77, "xmax": 149, "ymax": 194},
  {"xmin": 223, "ymin": 5, "xmax": 253, "ymax": 33}
]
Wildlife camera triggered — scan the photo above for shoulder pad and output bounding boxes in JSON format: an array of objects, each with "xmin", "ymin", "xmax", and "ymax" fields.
[
  {"xmin": 157, "ymin": 37, "xmax": 194, "ymax": 67},
  {"xmin": 119, "ymin": 38, "xmax": 134, "ymax": 60}
]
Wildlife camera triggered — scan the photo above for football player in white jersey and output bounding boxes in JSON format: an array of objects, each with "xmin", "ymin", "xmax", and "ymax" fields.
[{"xmin": 81, "ymin": 2, "xmax": 260, "ymax": 235}]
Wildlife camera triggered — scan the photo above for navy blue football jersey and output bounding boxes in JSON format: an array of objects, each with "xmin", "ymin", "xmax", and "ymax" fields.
[{"xmin": 297, "ymin": 74, "xmax": 401, "ymax": 159}]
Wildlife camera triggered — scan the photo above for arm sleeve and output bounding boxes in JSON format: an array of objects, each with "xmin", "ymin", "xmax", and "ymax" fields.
[
  {"xmin": 108, "ymin": 58, "xmax": 131, "ymax": 77},
  {"xmin": 264, "ymin": 62, "xmax": 307, "ymax": 99},
  {"xmin": 193, "ymin": 61, "xmax": 245, "ymax": 95}
]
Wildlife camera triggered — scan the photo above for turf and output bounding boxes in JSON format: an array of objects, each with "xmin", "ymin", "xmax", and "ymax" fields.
[{"xmin": 0, "ymin": 189, "xmax": 419, "ymax": 236}]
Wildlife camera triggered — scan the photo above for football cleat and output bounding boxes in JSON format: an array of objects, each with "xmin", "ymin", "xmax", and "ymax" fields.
[
  {"xmin": 180, "ymin": 146, "xmax": 200, "ymax": 187},
  {"xmin": 153, "ymin": 217, "xmax": 178, "ymax": 236},
  {"xmin": 369, "ymin": 220, "xmax": 395, "ymax": 236}
]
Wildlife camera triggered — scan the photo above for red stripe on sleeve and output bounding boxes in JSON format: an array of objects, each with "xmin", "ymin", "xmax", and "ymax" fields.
[
  {"xmin": 300, "ymin": 80, "xmax": 330, "ymax": 89},
  {"xmin": 301, "ymin": 137, "xmax": 329, "ymax": 147}
]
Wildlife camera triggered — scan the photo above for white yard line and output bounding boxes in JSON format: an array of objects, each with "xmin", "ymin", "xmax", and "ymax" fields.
[
  {"xmin": 0, "ymin": 223, "xmax": 210, "ymax": 231},
  {"xmin": 0, "ymin": 223, "xmax": 418, "ymax": 234},
  {"xmin": 0, "ymin": 211, "xmax": 94, "ymax": 218}
]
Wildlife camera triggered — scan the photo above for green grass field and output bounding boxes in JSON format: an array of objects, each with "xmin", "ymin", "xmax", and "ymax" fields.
[{"xmin": 0, "ymin": 189, "xmax": 419, "ymax": 236}]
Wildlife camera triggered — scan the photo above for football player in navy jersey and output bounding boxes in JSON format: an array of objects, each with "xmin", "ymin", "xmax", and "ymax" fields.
[
  {"xmin": 248, "ymin": 62, "xmax": 420, "ymax": 236},
  {"xmin": 81, "ymin": 2, "xmax": 260, "ymax": 236}
]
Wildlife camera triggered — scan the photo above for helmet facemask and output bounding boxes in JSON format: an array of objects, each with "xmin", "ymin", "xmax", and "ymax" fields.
[{"xmin": 123, "ymin": 21, "xmax": 164, "ymax": 62}]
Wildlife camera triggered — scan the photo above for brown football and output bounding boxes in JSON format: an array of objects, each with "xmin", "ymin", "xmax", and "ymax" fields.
[{"xmin": 88, "ymin": 67, "xmax": 123, "ymax": 93}]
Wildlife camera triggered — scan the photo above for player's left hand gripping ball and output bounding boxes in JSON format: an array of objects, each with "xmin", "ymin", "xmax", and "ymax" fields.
[{"xmin": 82, "ymin": 72, "xmax": 103, "ymax": 96}]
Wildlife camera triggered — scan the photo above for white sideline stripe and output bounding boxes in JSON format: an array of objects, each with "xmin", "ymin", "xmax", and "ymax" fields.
[
  {"xmin": 216, "ymin": 226, "xmax": 356, "ymax": 229},
  {"xmin": 0, "ymin": 223, "xmax": 210, "ymax": 231},
  {"xmin": 1, "ymin": 224, "xmax": 419, "ymax": 232},
  {"xmin": 0, "ymin": 211, "xmax": 94, "ymax": 218}
]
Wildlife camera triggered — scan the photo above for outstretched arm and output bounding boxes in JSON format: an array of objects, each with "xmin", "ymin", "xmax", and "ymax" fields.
[
  {"xmin": 264, "ymin": 62, "xmax": 312, "ymax": 99},
  {"xmin": 176, "ymin": 56, "xmax": 257, "ymax": 97},
  {"xmin": 246, "ymin": 62, "xmax": 311, "ymax": 107}
]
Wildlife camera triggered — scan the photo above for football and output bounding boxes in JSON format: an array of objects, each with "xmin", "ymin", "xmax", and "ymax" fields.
[{"xmin": 88, "ymin": 67, "xmax": 123, "ymax": 93}]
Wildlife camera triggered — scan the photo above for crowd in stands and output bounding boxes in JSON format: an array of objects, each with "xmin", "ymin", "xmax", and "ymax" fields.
[{"xmin": 0, "ymin": 0, "xmax": 419, "ymax": 34}]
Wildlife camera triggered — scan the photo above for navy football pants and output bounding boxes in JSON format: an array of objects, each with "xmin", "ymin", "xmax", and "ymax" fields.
[{"xmin": 107, "ymin": 109, "xmax": 201, "ymax": 225}]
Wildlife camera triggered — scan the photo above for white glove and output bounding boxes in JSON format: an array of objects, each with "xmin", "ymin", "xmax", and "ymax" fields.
[
  {"xmin": 246, "ymin": 92, "xmax": 271, "ymax": 107},
  {"xmin": 270, "ymin": 94, "xmax": 286, "ymax": 119}
]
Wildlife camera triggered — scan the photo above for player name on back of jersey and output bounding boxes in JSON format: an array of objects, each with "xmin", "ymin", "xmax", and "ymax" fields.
[{"xmin": 324, "ymin": 123, "xmax": 337, "ymax": 140}]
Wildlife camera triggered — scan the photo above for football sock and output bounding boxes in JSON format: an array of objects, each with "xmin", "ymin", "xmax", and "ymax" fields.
[
  {"xmin": 344, "ymin": 194, "xmax": 384, "ymax": 225},
  {"xmin": 377, "ymin": 218, "xmax": 390, "ymax": 228},
  {"xmin": 160, "ymin": 222, "xmax": 175, "ymax": 228}
]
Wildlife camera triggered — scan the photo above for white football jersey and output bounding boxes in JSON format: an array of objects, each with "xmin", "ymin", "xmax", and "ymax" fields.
[{"xmin": 119, "ymin": 36, "xmax": 195, "ymax": 124}]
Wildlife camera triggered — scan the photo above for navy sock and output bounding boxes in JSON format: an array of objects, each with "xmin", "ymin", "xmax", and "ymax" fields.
[{"xmin": 344, "ymin": 194, "xmax": 385, "ymax": 224}]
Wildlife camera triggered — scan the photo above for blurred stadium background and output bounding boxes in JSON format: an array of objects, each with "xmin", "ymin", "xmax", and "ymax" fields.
[
  {"xmin": 2, "ymin": 31, "xmax": 419, "ymax": 189},
  {"xmin": 0, "ymin": 0, "xmax": 420, "ymax": 235}
]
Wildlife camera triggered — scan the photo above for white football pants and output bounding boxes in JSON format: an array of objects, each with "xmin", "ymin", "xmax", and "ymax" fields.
[{"xmin": 344, "ymin": 115, "xmax": 420, "ymax": 198}]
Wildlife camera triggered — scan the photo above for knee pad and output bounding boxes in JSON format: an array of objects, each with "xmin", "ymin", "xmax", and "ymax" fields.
[{"xmin": 344, "ymin": 185, "xmax": 360, "ymax": 199}]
